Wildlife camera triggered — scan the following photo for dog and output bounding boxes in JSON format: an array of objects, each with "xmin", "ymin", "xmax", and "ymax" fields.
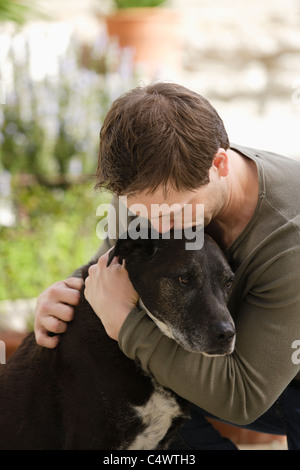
[{"xmin": 0, "ymin": 229, "xmax": 235, "ymax": 450}]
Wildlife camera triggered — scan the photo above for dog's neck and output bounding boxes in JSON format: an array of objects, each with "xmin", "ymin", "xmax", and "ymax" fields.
[{"xmin": 138, "ymin": 298, "xmax": 174, "ymax": 340}]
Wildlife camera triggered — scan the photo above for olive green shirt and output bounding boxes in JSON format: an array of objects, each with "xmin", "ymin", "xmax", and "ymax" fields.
[{"xmin": 76, "ymin": 144, "xmax": 300, "ymax": 425}]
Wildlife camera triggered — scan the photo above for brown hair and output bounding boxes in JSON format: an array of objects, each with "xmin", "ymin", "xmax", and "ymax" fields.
[{"xmin": 95, "ymin": 82, "xmax": 229, "ymax": 195}]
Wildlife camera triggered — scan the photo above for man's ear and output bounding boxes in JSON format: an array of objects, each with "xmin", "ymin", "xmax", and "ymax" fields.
[
  {"xmin": 106, "ymin": 231, "xmax": 158, "ymax": 267},
  {"xmin": 213, "ymin": 149, "xmax": 229, "ymax": 177}
]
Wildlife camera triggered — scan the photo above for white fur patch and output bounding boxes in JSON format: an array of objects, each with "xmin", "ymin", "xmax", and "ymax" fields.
[
  {"xmin": 138, "ymin": 299, "xmax": 175, "ymax": 340},
  {"xmin": 127, "ymin": 386, "xmax": 182, "ymax": 450}
]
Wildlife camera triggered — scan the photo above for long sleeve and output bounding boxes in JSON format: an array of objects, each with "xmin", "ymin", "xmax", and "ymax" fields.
[
  {"xmin": 118, "ymin": 246, "xmax": 300, "ymax": 425},
  {"xmin": 118, "ymin": 147, "xmax": 300, "ymax": 425}
]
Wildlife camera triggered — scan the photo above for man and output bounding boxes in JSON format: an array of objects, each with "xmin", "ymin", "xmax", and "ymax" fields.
[{"xmin": 34, "ymin": 82, "xmax": 300, "ymax": 450}]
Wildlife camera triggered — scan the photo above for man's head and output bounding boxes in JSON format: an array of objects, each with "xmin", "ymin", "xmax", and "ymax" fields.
[{"xmin": 96, "ymin": 82, "xmax": 230, "ymax": 198}]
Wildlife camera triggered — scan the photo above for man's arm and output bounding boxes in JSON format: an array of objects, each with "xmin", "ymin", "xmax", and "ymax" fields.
[{"xmin": 118, "ymin": 247, "xmax": 300, "ymax": 425}]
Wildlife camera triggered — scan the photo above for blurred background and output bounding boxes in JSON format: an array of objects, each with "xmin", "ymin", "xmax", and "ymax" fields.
[
  {"xmin": 1, "ymin": 0, "xmax": 299, "ymax": 449},
  {"xmin": 0, "ymin": 0, "xmax": 299, "ymax": 332},
  {"xmin": 0, "ymin": 0, "xmax": 299, "ymax": 325}
]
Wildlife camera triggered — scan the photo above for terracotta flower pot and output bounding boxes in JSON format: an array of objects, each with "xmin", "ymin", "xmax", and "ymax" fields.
[{"xmin": 105, "ymin": 8, "xmax": 182, "ymax": 76}]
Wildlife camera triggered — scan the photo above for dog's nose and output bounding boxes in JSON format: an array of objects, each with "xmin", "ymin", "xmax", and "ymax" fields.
[{"xmin": 214, "ymin": 322, "xmax": 235, "ymax": 344}]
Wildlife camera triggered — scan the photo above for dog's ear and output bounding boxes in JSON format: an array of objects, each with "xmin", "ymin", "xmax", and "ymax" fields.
[{"xmin": 106, "ymin": 231, "xmax": 158, "ymax": 267}]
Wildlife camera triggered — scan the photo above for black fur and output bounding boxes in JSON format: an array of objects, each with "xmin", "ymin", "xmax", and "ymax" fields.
[{"xmin": 0, "ymin": 229, "xmax": 234, "ymax": 449}]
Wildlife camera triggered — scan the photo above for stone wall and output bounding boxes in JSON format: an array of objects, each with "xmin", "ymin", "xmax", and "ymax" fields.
[
  {"xmin": 171, "ymin": 0, "xmax": 300, "ymax": 158},
  {"xmin": 36, "ymin": 0, "xmax": 300, "ymax": 157},
  {"xmin": 0, "ymin": 0, "xmax": 299, "ymax": 327}
]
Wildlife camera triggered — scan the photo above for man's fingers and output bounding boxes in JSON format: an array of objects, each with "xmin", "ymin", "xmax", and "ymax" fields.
[
  {"xmin": 88, "ymin": 264, "xmax": 98, "ymax": 276},
  {"xmin": 42, "ymin": 315, "xmax": 68, "ymax": 334},
  {"xmin": 41, "ymin": 298, "xmax": 75, "ymax": 321},
  {"xmin": 35, "ymin": 328, "xmax": 60, "ymax": 349},
  {"xmin": 64, "ymin": 277, "xmax": 84, "ymax": 290},
  {"xmin": 46, "ymin": 282, "xmax": 81, "ymax": 308},
  {"xmin": 34, "ymin": 277, "xmax": 83, "ymax": 349},
  {"xmin": 99, "ymin": 252, "xmax": 120, "ymax": 269}
]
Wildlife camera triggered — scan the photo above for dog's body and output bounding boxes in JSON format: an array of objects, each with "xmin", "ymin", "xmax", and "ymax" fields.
[
  {"xmin": 0, "ymin": 230, "xmax": 235, "ymax": 450},
  {"xmin": 0, "ymin": 286, "xmax": 185, "ymax": 450}
]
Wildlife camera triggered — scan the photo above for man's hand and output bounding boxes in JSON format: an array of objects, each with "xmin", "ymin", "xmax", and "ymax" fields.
[
  {"xmin": 34, "ymin": 277, "xmax": 83, "ymax": 348},
  {"xmin": 84, "ymin": 251, "xmax": 139, "ymax": 341}
]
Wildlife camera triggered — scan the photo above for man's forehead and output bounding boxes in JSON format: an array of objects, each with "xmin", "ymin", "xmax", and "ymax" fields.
[{"xmin": 126, "ymin": 188, "xmax": 198, "ymax": 209}]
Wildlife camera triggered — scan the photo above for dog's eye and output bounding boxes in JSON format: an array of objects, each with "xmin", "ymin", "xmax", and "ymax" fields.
[
  {"xmin": 178, "ymin": 276, "xmax": 191, "ymax": 286},
  {"xmin": 225, "ymin": 279, "xmax": 234, "ymax": 289}
]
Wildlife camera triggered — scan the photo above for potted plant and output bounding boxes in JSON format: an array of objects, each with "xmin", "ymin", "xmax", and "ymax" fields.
[{"xmin": 104, "ymin": 0, "xmax": 181, "ymax": 76}]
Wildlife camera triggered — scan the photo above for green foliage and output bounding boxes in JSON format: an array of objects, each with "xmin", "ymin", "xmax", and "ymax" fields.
[
  {"xmin": 0, "ymin": 33, "xmax": 136, "ymax": 178},
  {"xmin": 0, "ymin": 30, "xmax": 137, "ymax": 304},
  {"xmin": 114, "ymin": 0, "xmax": 167, "ymax": 8},
  {"xmin": 0, "ymin": 181, "xmax": 111, "ymax": 301},
  {"xmin": 0, "ymin": 0, "xmax": 44, "ymax": 24},
  {"xmin": 0, "ymin": 0, "xmax": 32, "ymax": 24},
  {"xmin": 0, "ymin": 39, "xmax": 109, "ymax": 177}
]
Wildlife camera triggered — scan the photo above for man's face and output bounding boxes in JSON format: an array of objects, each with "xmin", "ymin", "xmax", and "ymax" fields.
[{"xmin": 126, "ymin": 166, "xmax": 226, "ymax": 233}]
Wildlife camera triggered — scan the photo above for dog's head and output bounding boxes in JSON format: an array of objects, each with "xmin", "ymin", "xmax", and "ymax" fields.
[{"xmin": 107, "ymin": 229, "xmax": 235, "ymax": 356}]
